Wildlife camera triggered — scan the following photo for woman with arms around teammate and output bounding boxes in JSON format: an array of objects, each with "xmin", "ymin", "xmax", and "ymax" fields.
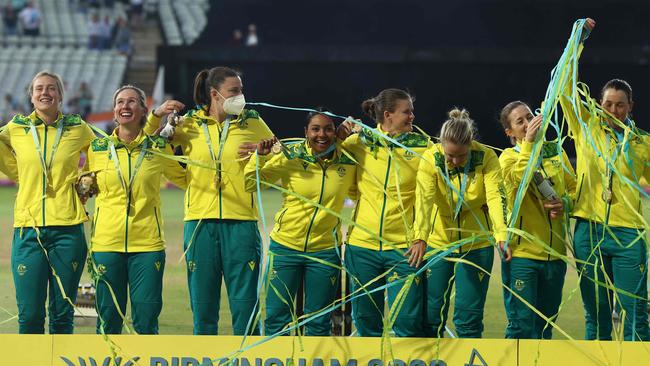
[
  {"xmin": 413, "ymin": 108, "xmax": 509, "ymax": 338},
  {"xmin": 339, "ymin": 88, "xmax": 430, "ymax": 337},
  {"xmin": 243, "ymin": 111, "xmax": 356, "ymax": 335},
  {"xmin": 559, "ymin": 18, "xmax": 650, "ymax": 341},
  {"xmin": 498, "ymin": 101, "xmax": 576, "ymax": 339},
  {"xmin": 85, "ymin": 85, "xmax": 186, "ymax": 334},
  {"xmin": 0, "ymin": 71, "xmax": 96, "ymax": 333},
  {"xmin": 145, "ymin": 66, "xmax": 274, "ymax": 335}
]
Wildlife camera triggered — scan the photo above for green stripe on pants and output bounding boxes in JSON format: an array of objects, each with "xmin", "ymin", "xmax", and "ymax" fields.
[
  {"xmin": 12, "ymin": 224, "xmax": 87, "ymax": 334},
  {"xmin": 93, "ymin": 250, "xmax": 165, "ymax": 334},
  {"xmin": 574, "ymin": 218, "xmax": 649, "ymax": 341},
  {"xmin": 345, "ymin": 244, "xmax": 424, "ymax": 337},
  {"xmin": 265, "ymin": 240, "xmax": 341, "ymax": 336},
  {"xmin": 184, "ymin": 219, "xmax": 261, "ymax": 335}
]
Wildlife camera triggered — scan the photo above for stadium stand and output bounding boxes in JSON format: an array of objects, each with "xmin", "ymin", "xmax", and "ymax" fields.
[
  {"xmin": 0, "ymin": 0, "xmax": 211, "ymax": 121},
  {"xmin": 0, "ymin": 0, "xmax": 133, "ymax": 121},
  {"xmin": 0, "ymin": 45, "xmax": 127, "ymax": 118},
  {"xmin": 158, "ymin": 0, "xmax": 209, "ymax": 45},
  {"xmin": 1, "ymin": 0, "xmax": 87, "ymax": 47}
]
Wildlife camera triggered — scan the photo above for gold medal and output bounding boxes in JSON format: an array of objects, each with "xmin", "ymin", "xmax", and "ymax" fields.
[
  {"xmin": 214, "ymin": 173, "xmax": 222, "ymax": 188},
  {"xmin": 271, "ymin": 141, "xmax": 283, "ymax": 154},
  {"xmin": 45, "ymin": 182, "xmax": 55, "ymax": 197},
  {"xmin": 602, "ymin": 188, "xmax": 612, "ymax": 203},
  {"xmin": 45, "ymin": 171, "xmax": 56, "ymax": 197},
  {"xmin": 602, "ymin": 163, "xmax": 613, "ymax": 204},
  {"xmin": 125, "ymin": 196, "xmax": 132, "ymax": 215}
]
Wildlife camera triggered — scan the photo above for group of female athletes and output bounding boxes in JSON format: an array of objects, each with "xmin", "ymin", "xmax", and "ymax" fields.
[{"xmin": 1, "ymin": 19, "xmax": 648, "ymax": 341}]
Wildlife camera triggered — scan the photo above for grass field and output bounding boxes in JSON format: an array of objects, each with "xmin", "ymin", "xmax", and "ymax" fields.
[{"xmin": 1, "ymin": 186, "xmax": 646, "ymax": 339}]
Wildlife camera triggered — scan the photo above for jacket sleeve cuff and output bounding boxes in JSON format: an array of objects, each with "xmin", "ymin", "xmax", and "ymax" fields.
[
  {"xmin": 520, "ymin": 140, "xmax": 534, "ymax": 155},
  {"xmin": 414, "ymin": 230, "xmax": 430, "ymax": 242},
  {"xmin": 494, "ymin": 230, "xmax": 508, "ymax": 243}
]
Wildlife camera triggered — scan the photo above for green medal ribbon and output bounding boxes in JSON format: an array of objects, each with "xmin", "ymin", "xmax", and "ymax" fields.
[
  {"xmin": 28, "ymin": 118, "xmax": 64, "ymax": 186},
  {"xmin": 602, "ymin": 131, "xmax": 622, "ymax": 204},
  {"xmin": 108, "ymin": 137, "xmax": 150, "ymax": 207},
  {"xmin": 443, "ymin": 154, "xmax": 472, "ymax": 220},
  {"xmin": 201, "ymin": 116, "xmax": 232, "ymax": 185}
]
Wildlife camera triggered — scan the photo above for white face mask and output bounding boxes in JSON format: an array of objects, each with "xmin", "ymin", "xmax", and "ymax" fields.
[{"xmin": 218, "ymin": 91, "xmax": 246, "ymax": 116}]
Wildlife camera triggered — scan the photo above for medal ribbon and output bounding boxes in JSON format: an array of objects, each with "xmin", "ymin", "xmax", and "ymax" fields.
[
  {"xmin": 443, "ymin": 154, "xmax": 472, "ymax": 220},
  {"xmin": 603, "ymin": 131, "xmax": 622, "ymax": 202},
  {"xmin": 29, "ymin": 118, "xmax": 64, "ymax": 185},
  {"xmin": 108, "ymin": 137, "xmax": 149, "ymax": 197},
  {"xmin": 201, "ymin": 116, "xmax": 232, "ymax": 176}
]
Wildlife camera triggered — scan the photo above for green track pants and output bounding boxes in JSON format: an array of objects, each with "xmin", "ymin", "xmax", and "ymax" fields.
[
  {"xmin": 502, "ymin": 257, "xmax": 566, "ymax": 339},
  {"xmin": 184, "ymin": 219, "xmax": 261, "ymax": 335},
  {"xmin": 12, "ymin": 224, "xmax": 87, "ymax": 334},
  {"xmin": 345, "ymin": 244, "xmax": 424, "ymax": 337},
  {"xmin": 265, "ymin": 240, "xmax": 340, "ymax": 336},
  {"xmin": 425, "ymin": 246, "xmax": 493, "ymax": 338},
  {"xmin": 93, "ymin": 250, "xmax": 165, "ymax": 334},
  {"xmin": 574, "ymin": 218, "xmax": 648, "ymax": 341}
]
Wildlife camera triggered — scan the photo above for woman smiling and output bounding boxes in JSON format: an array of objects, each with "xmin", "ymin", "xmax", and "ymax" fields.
[
  {"xmin": 0, "ymin": 71, "xmax": 96, "ymax": 334},
  {"xmin": 244, "ymin": 111, "xmax": 356, "ymax": 336},
  {"xmin": 341, "ymin": 88, "xmax": 431, "ymax": 337},
  {"xmin": 86, "ymin": 85, "xmax": 186, "ymax": 334}
]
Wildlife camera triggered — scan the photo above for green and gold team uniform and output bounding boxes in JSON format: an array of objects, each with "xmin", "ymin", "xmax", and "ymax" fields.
[
  {"xmin": 415, "ymin": 141, "xmax": 508, "ymax": 338},
  {"xmin": 499, "ymin": 141, "xmax": 576, "ymax": 339},
  {"xmin": 560, "ymin": 39, "xmax": 650, "ymax": 340},
  {"xmin": 0, "ymin": 112, "xmax": 95, "ymax": 334},
  {"xmin": 145, "ymin": 107, "xmax": 273, "ymax": 335},
  {"xmin": 87, "ymin": 130, "xmax": 186, "ymax": 334},
  {"xmin": 342, "ymin": 126, "xmax": 432, "ymax": 337},
  {"xmin": 244, "ymin": 141, "xmax": 356, "ymax": 336}
]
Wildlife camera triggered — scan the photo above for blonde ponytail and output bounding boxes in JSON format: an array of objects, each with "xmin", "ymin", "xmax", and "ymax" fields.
[{"xmin": 439, "ymin": 107, "xmax": 475, "ymax": 146}]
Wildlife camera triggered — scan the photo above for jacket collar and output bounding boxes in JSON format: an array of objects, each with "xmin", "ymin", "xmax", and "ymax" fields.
[
  {"xmin": 377, "ymin": 123, "xmax": 407, "ymax": 140},
  {"xmin": 28, "ymin": 110, "xmax": 64, "ymax": 126},
  {"xmin": 110, "ymin": 127, "xmax": 148, "ymax": 149}
]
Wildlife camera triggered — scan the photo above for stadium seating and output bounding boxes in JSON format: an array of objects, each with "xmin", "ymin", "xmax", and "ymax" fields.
[
  {"xmin": 0, "ymin": 0, "xmax": 88, "ymax": 47},
  {"xmin": 0, "ymin": 46, "xmax": 127, "ymax": 119},
  {"xmin": 0, "ymin": 0, "xmax": 211, "ymax": 120},
  {"xmin": 158, "ymin": 0, "xmax": 209, "ymax": 45},
  {"xmin": 0, "ymin": 0, "xmax": 131, "ymax": 119}
]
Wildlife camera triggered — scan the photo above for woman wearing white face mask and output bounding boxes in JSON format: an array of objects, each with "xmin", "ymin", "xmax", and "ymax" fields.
[{"xmin": 145, "ymin": 66, "xmax": 274, "ymax": 335}]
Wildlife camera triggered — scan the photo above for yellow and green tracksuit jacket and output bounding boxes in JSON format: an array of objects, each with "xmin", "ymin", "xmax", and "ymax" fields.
[
  {"xmin": 243, "ymin": 141, "xmax": 357, "ymax": 252},
  {"xmin": 342, "ymin": 125, "xmax": 432, "ymax": 251},
  {"xmin": 87, "ymin": 130, "xmax": 187, "ymax": 253},
  {"xmin": 560, "ymin": 46, "xmax": 650, "ymax": 229},
  {"xmin": 145, "ymin": 107, "xmax": 273, "ymax": 221},
  {"xmin": 0, "ymin": 111, "xmax": 95, "ymax": 227},
  {"xmin": 498, "ymin": 141, "xmax": 577, "ymax": 260},
  {"xmin": 414, "ymin": 141, "xmax": 508, "ymax": 252}
]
